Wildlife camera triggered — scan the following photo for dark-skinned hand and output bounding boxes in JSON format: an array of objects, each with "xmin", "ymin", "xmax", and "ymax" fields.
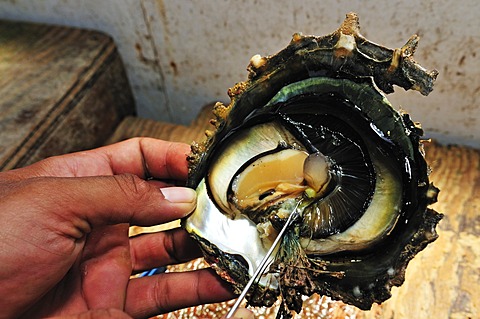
[{"xmin": 0, "ymin": 138, "xmax": 251, "ymax": 319}]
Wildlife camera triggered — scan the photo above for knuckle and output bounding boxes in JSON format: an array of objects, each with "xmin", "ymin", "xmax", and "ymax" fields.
[
  {"xmin": 162, "ymin": 231, "xmax": 179, "ymax": 263},
  {"xmin": 154, "ymin": 276, "xmax": 173, "ymax": 314},
  {"xmin": 113, "ymin": 174, "xmax": 153, "ymax": 203}
]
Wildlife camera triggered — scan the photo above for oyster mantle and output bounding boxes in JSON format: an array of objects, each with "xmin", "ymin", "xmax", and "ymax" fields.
[{"xmin": 184, "ymin": 12, "xmax": 442, "ymax": 317}]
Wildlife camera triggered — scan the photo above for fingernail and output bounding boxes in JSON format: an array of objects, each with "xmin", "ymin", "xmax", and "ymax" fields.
[{"xmin": 160, "ymin": 187, "xmax": 196, "ymax": 204}]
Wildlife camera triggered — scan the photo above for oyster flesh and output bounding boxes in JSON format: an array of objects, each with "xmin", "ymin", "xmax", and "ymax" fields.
[{"xmin": 183, "ymin": 12, "xmax": 442, "ymax": 317}]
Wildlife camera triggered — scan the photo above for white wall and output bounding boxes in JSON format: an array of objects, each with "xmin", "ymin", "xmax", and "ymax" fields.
[{"xmin": 1, "ymin": 0, "xmax": 479, "ymax": 148}]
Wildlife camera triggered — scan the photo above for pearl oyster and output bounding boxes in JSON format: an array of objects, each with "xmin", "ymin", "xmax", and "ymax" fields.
[{"xmin": 184, "ymin": 13, "xmax": 442, "ymax": 317}]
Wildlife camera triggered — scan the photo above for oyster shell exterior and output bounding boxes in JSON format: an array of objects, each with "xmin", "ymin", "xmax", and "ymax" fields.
[{"xmin": 183, "ymin": 12, "xmax": 442, "ymax": 317}]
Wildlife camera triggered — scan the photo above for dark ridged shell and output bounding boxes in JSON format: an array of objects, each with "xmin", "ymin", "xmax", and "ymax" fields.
[{"xmin": 185, "ymin": 12, "xmax": 442, "ymax": 315}]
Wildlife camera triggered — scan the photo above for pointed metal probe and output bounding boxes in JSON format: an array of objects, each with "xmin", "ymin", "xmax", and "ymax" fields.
[{"xmin": 225, "ymin": 209, "xmax": 299, "ymax": 318}]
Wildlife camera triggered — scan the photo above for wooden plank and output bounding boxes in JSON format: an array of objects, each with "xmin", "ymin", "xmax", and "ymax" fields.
[
  {"xmin": 106, "ymin": 103, "xmax": 215, "ymax": 145},
  {"xmin": 0, "ymin": 20, "xmax": 135, "ymax": 170}
]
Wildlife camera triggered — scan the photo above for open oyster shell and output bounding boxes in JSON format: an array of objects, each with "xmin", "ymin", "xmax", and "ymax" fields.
[{"xmin": 183, "ymin": 12, "xmax": 442, "ymax": 317}]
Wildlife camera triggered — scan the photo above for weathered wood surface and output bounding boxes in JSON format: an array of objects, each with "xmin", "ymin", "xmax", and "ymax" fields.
[
  {"xmin": 112, "ymin": 107, "xmax": 479, "ymax": 319},
  {"xmin": 0, "ymin": 20, "xmax": 135, "ymax": 171},
  {"xmin": 106, "ymin": 104, "xmax": 214, "ymax": 145}
]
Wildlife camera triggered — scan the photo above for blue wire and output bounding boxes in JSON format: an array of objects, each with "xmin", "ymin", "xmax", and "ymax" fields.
[{"xmin": 138, "ymin": 267, "xmax": 167, "ymax": 277}]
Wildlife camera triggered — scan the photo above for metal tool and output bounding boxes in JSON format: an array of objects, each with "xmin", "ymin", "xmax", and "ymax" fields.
[{"xmin": 225, "ymin": 209, "xmax": 300, "ymax": 318}]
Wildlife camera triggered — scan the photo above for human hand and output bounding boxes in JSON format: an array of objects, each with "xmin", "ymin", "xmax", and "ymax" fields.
[{"xmin": 0, "ymin": 138, "xmax": 236, "ymax": 319}]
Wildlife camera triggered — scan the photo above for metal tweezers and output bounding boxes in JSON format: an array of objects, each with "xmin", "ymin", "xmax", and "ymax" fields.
[{"xmin": 225, "ymin": 210, "xmax": 299, "ymax": 318}]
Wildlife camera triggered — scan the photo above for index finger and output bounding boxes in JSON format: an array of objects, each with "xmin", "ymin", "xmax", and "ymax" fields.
[
  {"xmin": 10, "ymin": 138, "xmax": 191, "ymax": 181},
  {"xmin": 94, "ymin": 137, "xmax": 191, "ymax": 180}
]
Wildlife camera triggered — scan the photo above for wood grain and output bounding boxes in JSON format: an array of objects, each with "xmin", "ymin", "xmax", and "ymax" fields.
[
  {"xmin": 106, "ymin": 103, "xmax": 215, "ymax": 145},
  {"xmin": 0, "ymin": 20, "xmax": 135, "ymax": 170}
]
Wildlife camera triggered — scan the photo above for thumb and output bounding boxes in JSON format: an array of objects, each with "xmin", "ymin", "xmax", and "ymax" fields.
[
  {"xmin": 50, "ymin": 308, "xmax": 133, "ymax": 319},
  {"xmin": 29, "ymin": 174, "xmax": 196, "ymax": 230}
]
